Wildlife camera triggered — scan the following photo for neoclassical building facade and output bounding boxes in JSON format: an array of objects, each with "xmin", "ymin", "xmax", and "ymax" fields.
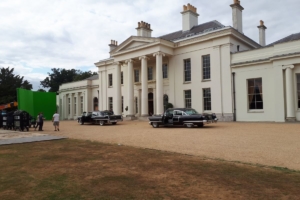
[
  {"xmin": 58, "ymin": 75, "xmax": 99, "ymax": 119},
  {"xmin": 58, "ymin": 1, "xmax": 300, "ymax": 122},
  {"xmin": 232, "ymin": 35, "xmax": 300, "ymax": 122},
  {"xmin": 93, "ymin": 1, "xmax": 262, "ymax": 122}
]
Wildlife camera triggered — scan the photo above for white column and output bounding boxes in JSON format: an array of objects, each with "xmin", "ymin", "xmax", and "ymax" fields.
[
  {"xmin": 86, "ymin": 88, "xmax": 92, "ymax": 112},
  {"xmin": 76, "ymin": 93, "xmax": 80, "ymax": 116},
  {"xmin": 70, "ymin": 93, "xmax": 74, "ymax": 119},
  {"xmin": 83, "ymin": 91, "xmax": 86, "ymax": 112},
  {"xmin": 59, "ymin": 97, "xmax": 62, "ymax": 120},
  {"xmin": 115, "ymin": 62, "xmax": 122, "ymax": 115},
  {"xmin": 126, "ymin": 59, "xmax": 134, "ymax": 116},
  {"xmin": 153, "ymin": 52, "xmax": 165, "ymax": 115},
  {"xmin": 63, "ymin": 95, "xmax": 66, "ymax": 120},
  {"xmin": 66, "ymin": 94, "xmax": 69, "ymax": 119},
  {"xmin": 98, "ymin": 71, "xmax": 102, "ymax": 111},
  {"xmin": 153, "ymin": 88, "xmax": 156, "ymax": 115},
  {"xmin": 139, "ymin": 56, "xmax": 149, "ymax": 116},
  {"xmin": 138, "ymin": 89, "xmax": 141, "ymax": 116},
  {"xmin": 284, "ymin": 65, "xmax": 296, "ymax": 120}
]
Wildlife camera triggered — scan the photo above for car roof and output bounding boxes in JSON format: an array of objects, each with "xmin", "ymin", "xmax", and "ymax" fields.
[
  {"xmin": 166, "ymin": 108, "xmax": 195, "ymax": 111},
  {"xmin": 90, "ymin": 110, "xmax": 111, "ymax": 112}
]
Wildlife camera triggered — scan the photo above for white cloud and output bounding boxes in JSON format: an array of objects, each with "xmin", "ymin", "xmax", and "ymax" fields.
[{"xmin": 0, "ymin": 0, "xmax": 299, "ymax": 90}]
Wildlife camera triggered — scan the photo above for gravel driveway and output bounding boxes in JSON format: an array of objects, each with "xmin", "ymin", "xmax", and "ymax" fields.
[{"xmin": 41, "ymin": 120, "xmax": 300, "ymax": 170}]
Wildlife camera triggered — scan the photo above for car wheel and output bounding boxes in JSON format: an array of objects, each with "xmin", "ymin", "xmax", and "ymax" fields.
[
  {"xmin": 99, "ymin": 121, "xmax": 105, "ymax": 126},
  {"xmin": 152, "ymin": 122, "xmax": 159, "ymax": 128},
  {"xmin": 112, "ymin": 122, "xmax": 117, "ymax": 125},
  {"xmin": 80, "ymin": 119, "xmax": 84, "ymax": 125},
  {"xmin": 197, "ymin": 123, "xmax": 204, "ymax": 128},
  {"xmin": 186, "ymin": 124, "xmax": 193, "ymax": 128}
]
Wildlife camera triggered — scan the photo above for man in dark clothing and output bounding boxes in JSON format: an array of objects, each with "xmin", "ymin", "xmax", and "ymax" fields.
[{"xmin": 38, "ymin": 112, "xmax": 44, "ymax": 131}]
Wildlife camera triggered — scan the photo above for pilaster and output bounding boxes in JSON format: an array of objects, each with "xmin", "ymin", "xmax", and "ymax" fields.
[{"xmin": 283, "ymin": 65, "xmax": 296, "ymax": 121}]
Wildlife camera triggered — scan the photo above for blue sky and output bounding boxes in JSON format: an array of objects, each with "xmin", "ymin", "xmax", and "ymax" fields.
[{"xmin": 0, "ymin": 0, "xmax": 299, "ymax": 91}]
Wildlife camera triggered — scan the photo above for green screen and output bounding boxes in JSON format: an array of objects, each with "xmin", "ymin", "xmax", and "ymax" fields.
[{"xmin": 17, "ymin": 88, "xmax": 56, "ymax": 120}]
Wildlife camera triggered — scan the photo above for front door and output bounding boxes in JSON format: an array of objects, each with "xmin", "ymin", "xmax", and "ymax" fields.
[
  {"xmin": 93, "ymin": 97, "xmax": 98, "ymax": 111},
  {"xmin": 148, "ymin": 93, "xmax": 154, "ymax": 116}
]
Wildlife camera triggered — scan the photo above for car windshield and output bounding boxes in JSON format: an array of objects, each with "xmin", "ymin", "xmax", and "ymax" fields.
[
  {"xmin": 184, "ymin": 109, "xmax": 199, "ymax": 115},
  {"xmin": 84, "ymin": 112, "xmax": 92, "ymax": 116},
  {"xmin": 102, "ymin": 111, "xmax": 113, "ymax": 116}
]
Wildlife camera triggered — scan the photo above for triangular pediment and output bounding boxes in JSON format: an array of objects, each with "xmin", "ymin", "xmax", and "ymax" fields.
[
  {"xmin": 123, "ymin": 41, "xmax": 149, "ymax": 49},
  {"xmin": 111, "ymin": 36, "xmax": 159, "ymax": 54}
]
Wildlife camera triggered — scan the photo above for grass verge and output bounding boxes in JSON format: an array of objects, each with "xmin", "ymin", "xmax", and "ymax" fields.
[{"xmin": 0, "ymin": 139, "xmax": 299, "ymax": 200}]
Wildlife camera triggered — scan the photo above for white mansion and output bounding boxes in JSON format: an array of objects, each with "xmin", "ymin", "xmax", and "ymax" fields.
[{"xmin": 58, "ymin": 0, "xmax": 300, "ymax": 122}]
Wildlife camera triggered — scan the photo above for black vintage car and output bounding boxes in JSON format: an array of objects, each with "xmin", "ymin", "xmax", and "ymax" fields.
[
  {"xmin": 78, "ymin": 110, "xmax": 123, "ymax": 126},
  {"xmin": 148, "ymin": 108, "xmax": 218, "ymax": 128}
]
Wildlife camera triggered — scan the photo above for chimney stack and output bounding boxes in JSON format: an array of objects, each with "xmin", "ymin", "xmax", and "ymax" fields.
[
  {"xmin": 136, "ymin": 21, "xmax": 152, "ymax": 37},
  {"xmin": 257, "ymin": 20, "xmax": 267, "ymax": 46},
  {"xmin": 230, "ymin": 0, "xmax": 244, "ymax": 33},
  {"xmin": 109, "ymin": 40, "xmax": 118, "ymax": 52},
  {"xmin": 181, "ymin": 3, "xmax": 199, "ymax": 32}
]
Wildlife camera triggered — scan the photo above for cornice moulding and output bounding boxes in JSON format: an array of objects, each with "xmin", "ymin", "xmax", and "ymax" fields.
[
  {"xmin": 58, "ymin": 85, "xmax": 99, "ymax": 93},
  {"xmin": 231, "ymin": 51, "xmax": 300, "ymax": 67},
  {"xmin": 95, "ymin": 59, "xmax": 114, "ymax": 67}
]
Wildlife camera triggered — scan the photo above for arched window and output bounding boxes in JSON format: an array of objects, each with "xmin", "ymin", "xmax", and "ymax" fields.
[{"xmin": 93, "ymin": 97, "xmax": 98, "ymax": 111}]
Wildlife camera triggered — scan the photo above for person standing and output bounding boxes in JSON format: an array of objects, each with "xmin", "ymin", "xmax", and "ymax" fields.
[
  {"xmin": 110, "ymin": 108, "xmax": 114, "ymax": 115},
  {"xmin": 52, "ymin": 111, "xmax": 60, "ymax": 131},
  {"xmin": 34, "ymin": 113, "xmax": 40, "ymax": 131},
  {"xmin": 38, "ymin": 112, "xmax": 45, "ymax": 131}
]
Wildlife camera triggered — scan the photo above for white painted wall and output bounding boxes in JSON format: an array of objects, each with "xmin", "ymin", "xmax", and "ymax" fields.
[
  {"xmin": 232, "ymin": 41, "xmax": 300, "ymax": 122},
  {"xmin": 294, "ymin": 65, "xmax": 300, "ymax": 121},
  {"xmin": 168, "ymin": 37, "xmax": 234, "ymax": 120},
  {"xmin": 58, "ymin": 78, "xmax": 98, "ymax": 120},
  {"xmin": 94, "ymin": 31, "xmax": 262, "ymax": 121},
  {"xmin": 230, "ymin": 37, "xmax": 254, "ymax": 53},
  {"xmin": 233, "ymin": 63, "xmax": 281, "ymax": 121}
]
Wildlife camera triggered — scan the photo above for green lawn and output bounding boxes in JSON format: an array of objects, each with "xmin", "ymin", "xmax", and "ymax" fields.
[{"xmin": 0, "ymin": 139, "xmax": 299, "ymax": 200}]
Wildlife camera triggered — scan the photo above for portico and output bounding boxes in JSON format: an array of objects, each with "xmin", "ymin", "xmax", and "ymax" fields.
[{"xmin": 111, "ymin": 50, "xmax": 169, "ymax": 117}]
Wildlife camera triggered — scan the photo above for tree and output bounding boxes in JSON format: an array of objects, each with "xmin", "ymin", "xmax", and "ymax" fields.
[
  {"xmin": 166, "ymin": 103, "xmax": 174, "ymax": 109},
  {"xmin": 40, "ymin": 68, "xmax": 97, "ymax": 92},
  {"xmin": 40, "ymin": 68, "xmax": 78, "ymax": 92},
  {"xmin": 37, "ymin": 89, "xmax": 46, "ymax": 92},
  {"xmin": 74, "ymin": 71, "xmax": 97, "ymax": 81},
  {"xmin": 0, "ymin": 67, "xmax": 32, "ymax": 104}
]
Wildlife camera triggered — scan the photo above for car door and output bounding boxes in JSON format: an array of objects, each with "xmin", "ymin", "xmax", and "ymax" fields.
[{"xmin": 172, "ymin": 110, "xmax": 183, "ymax": 125}]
